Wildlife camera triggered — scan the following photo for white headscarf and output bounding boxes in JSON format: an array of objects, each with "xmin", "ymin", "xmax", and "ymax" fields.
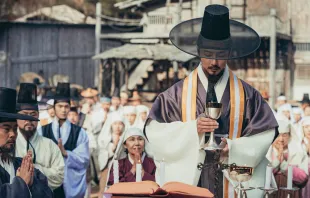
[
  {"xmin": 134, "ymin": 105, "xmax": 149, "ymax": 130},
  {"xmin": 97, "ymin": 112, "xmax": 126, "ymax": 149},
  {"xmin": 266, "ymin": 119, "xmax": 308, "ymax": 174},
  {"xmin": 277, "ymin": 103, "xmax": 294, "ymax": 122},
  {"xmin": 107, "ymin": 127, "xmax": 153, "ymax": 186}
]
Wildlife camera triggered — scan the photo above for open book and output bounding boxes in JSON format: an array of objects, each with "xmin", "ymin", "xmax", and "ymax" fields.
[{"xmin": 104, "ymin": 181, "xmax": 214, "ymax": 198}]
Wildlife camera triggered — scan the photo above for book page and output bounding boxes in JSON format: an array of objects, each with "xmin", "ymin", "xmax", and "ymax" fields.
[
  {"xmin": 105, "ymin": 181, "xmax": 160, "ymax": 195},
  {"xmin": 162, "ymin": 182, "xmax": 213, "ymax": 198}
]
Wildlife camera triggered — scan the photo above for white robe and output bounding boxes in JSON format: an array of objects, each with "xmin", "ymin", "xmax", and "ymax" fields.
[
  {"xmin": 15, "ymin": 129, "xmax": 65, "ymax": 190},
  {"xmin": 146, "ymin": 120, "xmax": 275, "ymax": 197}
]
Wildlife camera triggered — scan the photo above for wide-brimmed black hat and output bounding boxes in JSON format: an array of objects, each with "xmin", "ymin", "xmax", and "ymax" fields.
[
  {"xmin": 16, "ymin": 83, "xmax": 40, "ymax": 111},
  {"xmin": 54, "ymin": 82, "xmax": 70, "ymax": 104},
  {"xmin": 0, "ymin": 87, "xmax": 39, "ymax": 122},
  {"xmin": 169, "ymin": 4, "xmax": 260, "ymax": 60},
  {"xmin": 300, "ymin": 93, "xmax": 310, "ymax": 104}
]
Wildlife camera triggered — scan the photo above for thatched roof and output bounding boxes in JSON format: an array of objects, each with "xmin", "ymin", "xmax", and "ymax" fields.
[
  {"xmin": 92, "ymin": 44, "xmax": 195, "ymax": 62},
  {"xmin": 15, "ymin": 5, "xmax": 96, "ymax": 24}
]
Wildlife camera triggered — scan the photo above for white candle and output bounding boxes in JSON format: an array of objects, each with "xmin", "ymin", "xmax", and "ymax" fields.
[
  {"xmin": 264, "ymin": 164, "xmax": 272, "ymax": 189},
  {"xmin": 113, "ymin": 160, "xmax": 119, "ymax": 184},
  {"xmin": 159, "ymin": 159, "xmax": 165, "ymax": 187},
  {"xmin": 287, "ymin": 165, "xmax": 293, "ymax": 189},
  {"xmin": 136, "ymin": 163, "xmax": 142, "ymax": 182}
]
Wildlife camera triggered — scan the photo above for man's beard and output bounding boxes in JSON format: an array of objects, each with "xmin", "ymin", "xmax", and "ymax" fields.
[
  {"xmin": 0, "ymin": 141, "xmax": 15, "ymax": 163},
  {"xmin": 19, "ymin": 124, "xmax": 37, "ymax": 141},
  {"xmin": 206, "ymin": 65, "xmax": 225, "ymax": 83}
]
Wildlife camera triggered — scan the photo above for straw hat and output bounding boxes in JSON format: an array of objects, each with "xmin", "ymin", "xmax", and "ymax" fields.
[{"xmin": 81, "ymin": 88, "xmax": 98, "ymax": 98}]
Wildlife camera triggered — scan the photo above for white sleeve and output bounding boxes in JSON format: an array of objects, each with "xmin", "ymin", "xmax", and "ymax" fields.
[
  {"xmin": 145, "ymin": 119, "xmax": 205, "ymax": 185},
  {"xmin": 227, "ymin": 129, "xmax": 276, "ymax": 167}
]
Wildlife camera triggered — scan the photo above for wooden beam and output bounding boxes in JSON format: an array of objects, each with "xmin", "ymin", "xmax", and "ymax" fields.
[{"xmin": 95, "ymin": 2, "xmax": 102, "ymax": 88}]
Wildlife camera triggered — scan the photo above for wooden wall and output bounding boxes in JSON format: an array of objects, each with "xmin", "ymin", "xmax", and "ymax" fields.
[{"xmin": 0, "ymin": 22, "xmax": 122, "ymax": 89}]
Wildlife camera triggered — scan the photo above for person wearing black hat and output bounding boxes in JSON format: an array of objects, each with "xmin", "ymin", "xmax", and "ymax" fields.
[
  {"xmin": 144, "ymin": 5, "xmax": 278, "ymax": 198},
  {"xmin": 301, "ymin": 93, "xmax": 310, "ymax": 111},
  {"xmin": 0, "ymin": 87, "xmax": 53, "ymax": 198},
  {"xmin": 15, "ymin": 83, "xmax": 65, "ymax": 191},
  {"xmin": 39, "ymin": 82, "xmax": 90, "ymax": 198}
]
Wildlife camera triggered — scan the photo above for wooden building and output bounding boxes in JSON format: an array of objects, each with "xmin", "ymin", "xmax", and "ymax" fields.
[{"xmin": 94, "ymin": 0, "xmax": 294, "ymax": 105}]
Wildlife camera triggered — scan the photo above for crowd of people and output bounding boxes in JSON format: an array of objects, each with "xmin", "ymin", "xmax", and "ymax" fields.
[
  {"xmin": 0, "ymin": 78, "xmax": 154, "ymax": 198},
  {"xmin": 268, "ymin": 94, "xmax": 310, "ymax": 197}
]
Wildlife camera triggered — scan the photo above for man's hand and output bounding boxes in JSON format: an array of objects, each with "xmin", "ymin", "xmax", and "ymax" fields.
[
  {"xmin": 16, "ymin": 154, "xmax": 33, "ymax": 186},
  {"xmin": 197, "ymin": 117, "xmax": 219, "ymax": 133},
  {"xmin": 58, "ymin": 139, "xmax": 68, "ymax": 157},
  {"xmin": 220, "ymin": 138, "xmax": 229, "ymax": 160}
]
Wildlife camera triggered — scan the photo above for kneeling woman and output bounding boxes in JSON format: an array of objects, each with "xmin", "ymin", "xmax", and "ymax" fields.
[{"xmin": 108, "ymin": 128, "xmax": 156, "ymax": 185}]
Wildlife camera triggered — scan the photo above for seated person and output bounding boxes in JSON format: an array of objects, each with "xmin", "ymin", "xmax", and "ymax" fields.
[
  {"xmin": 266, "ymin": 119, "xmax": 308, "ymax": 198},
  {"xmin": 108, "ymin": 127, "xmax": 156, "ymax": 185}
]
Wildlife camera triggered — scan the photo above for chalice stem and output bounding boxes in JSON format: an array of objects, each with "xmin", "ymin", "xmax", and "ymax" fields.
[
  {"xmin": 209, "ymin": 131, "xmax": 215, "ymax": 142},
  {"xmin": 287, "ymin": 194, "xmax": 290, "ymax": 198}
]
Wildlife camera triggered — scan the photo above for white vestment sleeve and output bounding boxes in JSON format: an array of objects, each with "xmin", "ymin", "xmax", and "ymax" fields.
[
  {"xmin": 227, "ymin": 129, "xmax": 275, "ymax": 167},
  {"xmin": 145, "ymin": 119, "xmax": 205, "ymax": 185},
  {"xmin": 224, "ymin": 129, "xmax": 276, "ymax": 198},
  {"xmin": 34, "ymin": 141, "xmax": 65, "ymax": 190}
]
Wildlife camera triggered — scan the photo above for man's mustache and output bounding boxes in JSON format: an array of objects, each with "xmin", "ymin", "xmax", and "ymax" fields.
[
  {"xmin": 208, "ymin": 65, "xmax": 220, "ymax": 69},
  {"xmin": 25, "ymin": 123, "xmax": 34, "ymax": 127}
]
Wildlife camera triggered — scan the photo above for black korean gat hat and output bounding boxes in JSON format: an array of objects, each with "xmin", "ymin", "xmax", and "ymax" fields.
[
  {"xmin": 16, "ymin": 83, "xmax": 40, "ymax": 111},
  {"xmin": 54, "ymin": 82, "xmax": 70, "ymax": 105},
  {"xmin": 0, "ymin": 87, "xmax": 39, "ymax": 122},
  {"xmin": 169, "ymin": 4, "xmax": 260, "ymax": 60}
]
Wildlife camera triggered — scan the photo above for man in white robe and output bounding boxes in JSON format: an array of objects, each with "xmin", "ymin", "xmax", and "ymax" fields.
[
  {"xmin": 15, "ymin": 83, "xmax": 65, "ymax": 190},
  {"xmin": 39, "ymin": 83, "xmax": 90, "ymax": 198},
  {"xmin": 144, "ymin": 5, "xmax": 278, "ymax": 198}
]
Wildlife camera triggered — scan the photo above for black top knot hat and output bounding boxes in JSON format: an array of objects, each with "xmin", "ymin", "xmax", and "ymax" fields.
[
  {"xmin": 54, "ymin": 82, "xmax": 71, "ymax": 105},
  {"xmin": 16, "ymin": 83, "xmax": 40, "ymax": 111},
  {"xmin": 0, "ymin": 87, "xmax": 39, "ymax": 122},
  {"xmin": 169, "ymin": 4, "xmax": 260, "ymax": 60}
]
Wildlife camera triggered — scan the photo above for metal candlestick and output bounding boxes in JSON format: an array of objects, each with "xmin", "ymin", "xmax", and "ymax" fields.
[
  {"xmin": 228, "ymin": 164, "xmax": 255, "ymax": 198},
  {"xmin": 258, "ymin": 187, "xmax": 277, "ymax": 198},
  {"xmin": 279, "ymin": 187, "xmax": 299, "ymax": 198}
]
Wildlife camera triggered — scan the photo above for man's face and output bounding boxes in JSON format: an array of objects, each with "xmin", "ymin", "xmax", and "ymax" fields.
[
  {"xmin": 101, "ymin": 103, "xmax": 111, "ymax": 112},
  {"xmin": 67, "ymin": 111, "xmax": 79, "ymax": 125},
  {"xmin": 111, "ymin": 97, "xmax": 121, "ymax": 108},
  {"xmin": 17, "ymin": 110, "xmax": 39, "ymax": 139},
  {"xmin": 304, "ymin": 125, "xmax": 310, "ymax": 139},
  {"xmin": 282, "ymin": 110, "xmax": 291, "ymax": 120},
  {"xmin": 277, "ymin": 100, "xmax": 286, "ymax": 107},
  {"xmin": 294, "ymin": 114, "xmax": 302, "ymax": 123},
  {"xmin": 55, "ymin": 102, "xmax": 70, "ymax": 120},
  {"xmin": 85, "ymin": 98, "xmax": 95, "ymax": 105},
  {"xmin": 0, "ymin": 122, "xmax": 17, "ymax": 151},
  {"xmin": 200, "ymin": 58, "xmax": 227, "ymax": 76},
  {"xmin": 305, "ymin": 106, "xmax": 310, "ymax": 116},
  {"xmin": 121, "ymin": 98, "xmax": 128, "ymax": 106}
]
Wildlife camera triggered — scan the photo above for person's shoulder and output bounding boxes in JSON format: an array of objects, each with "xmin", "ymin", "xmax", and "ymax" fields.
[
  {"xmin": 240, "ymin": 80, "xmax": 263, "ymax": 99},
  {"xmin": 157, "ymin": 80, "xmax": 184, "ymax": 100}
]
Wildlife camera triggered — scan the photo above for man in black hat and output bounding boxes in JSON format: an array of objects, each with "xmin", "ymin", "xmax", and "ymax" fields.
[
  {"xmin": 144, "ymin": 4, "xmax": 278, "ymax": 198},
  {"xmin": 0, "ymin": 87, "xmax": 53, "ymax": 198},
  {"xmin": 39, "ymin": 82, "xmax": 90, "ymax": 198},
  {"xmin": 15, "ymin": 83, "xmax": 65, "ymax": 191}
]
